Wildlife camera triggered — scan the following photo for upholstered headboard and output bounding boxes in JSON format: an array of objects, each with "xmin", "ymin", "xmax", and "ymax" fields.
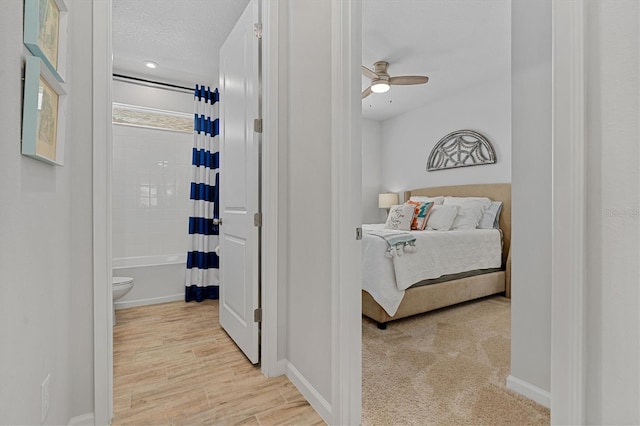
[{"xmin": 404, "ymin": 183, "xmax": 511, "ymax": 267}]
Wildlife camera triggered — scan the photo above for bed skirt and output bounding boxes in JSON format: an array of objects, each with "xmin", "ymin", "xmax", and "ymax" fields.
[{"xmin": 363, "ymin": 270, "xmax": 506, "ymax": 327}]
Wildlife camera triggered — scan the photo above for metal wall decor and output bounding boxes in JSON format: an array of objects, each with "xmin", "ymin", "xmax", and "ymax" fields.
[{"xmin": 427, "ymin": 130, "xmax": 497, "ymax": 171}]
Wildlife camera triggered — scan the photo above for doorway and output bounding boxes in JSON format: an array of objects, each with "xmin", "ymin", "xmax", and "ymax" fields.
[{"xmin": 92, "ymin": 0, "xmax": 281, "ymax": 422}]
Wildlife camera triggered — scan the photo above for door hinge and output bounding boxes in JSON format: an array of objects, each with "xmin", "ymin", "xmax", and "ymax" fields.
[
  {"xmin": 254, "ymin": 212, "xmax": 262, "ymax": 227},
  {"xmin": 356, "ymin": 227, "xmax": 363, "ymax": 241},
  {"xmin": 254, "ymin": 23, "xmax": 263, "ymax": 39},
  {"xmin": 254, "ymin": 118, "xmax": 263, "ymax": 133},
  {"xmin": 254, "ymin": 308, "xmax": 262, "ymax": 323}
]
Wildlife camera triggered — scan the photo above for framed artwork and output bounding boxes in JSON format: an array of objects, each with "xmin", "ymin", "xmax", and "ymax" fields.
[
  {"xmin": 24, "ymin": 0, "xmax": 68, "ymax": 82},
  {"xmin": 22, "ymin": 56, "xmax": 67, "ymax": 166}
]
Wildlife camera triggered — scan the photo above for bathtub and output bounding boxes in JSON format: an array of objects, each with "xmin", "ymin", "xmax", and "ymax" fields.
[{"xmin": 112, "ymin": 254, "xmax": 186, "ymax": 309}]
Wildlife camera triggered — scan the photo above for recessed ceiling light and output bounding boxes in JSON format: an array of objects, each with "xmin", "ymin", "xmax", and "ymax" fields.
[{"xmin": 144, "ymin": 61, "xmax": 158, "ymax": 69}]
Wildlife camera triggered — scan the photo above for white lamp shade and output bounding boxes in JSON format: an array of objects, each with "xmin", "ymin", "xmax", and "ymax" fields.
[{"xmin": 378, "ymin": 192, "xmax": 399, "ymax": 209}]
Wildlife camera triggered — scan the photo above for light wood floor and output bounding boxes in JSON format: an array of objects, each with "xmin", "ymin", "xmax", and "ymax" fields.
[{"xmin": 112, "ymin": 300, "xmax": 324, "ymax": 425}]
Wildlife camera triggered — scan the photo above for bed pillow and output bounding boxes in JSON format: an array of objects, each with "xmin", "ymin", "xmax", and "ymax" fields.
[
  {"xmin": 384, "ymin": 204, "xmax": 415, "ymax": 231},
  {"xmin": 426, "ymin": 205, "xmax": 459, "ymax": 231},
  {"xmin": 451, "ymin": 200, "xmax": 486, "ymax": 230},
  {"xmin": 443, "ymin": 196, "xmax": 492, "ymax": 209},
  {"xmin": 409, "ymin": 195, "xmax": 445, "ymax": 205},
  {"xmin": 478, "ymin": 201, "xmax": 503, "ymax": 229},
  {"xmin": 406, "ymin": 201, "xmax": 434, "ymax": 230}
]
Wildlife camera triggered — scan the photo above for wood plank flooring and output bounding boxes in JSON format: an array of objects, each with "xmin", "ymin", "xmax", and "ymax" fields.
[{"xmin": 112, "ymin": 300, "xmax": 324, "ymax": 426}]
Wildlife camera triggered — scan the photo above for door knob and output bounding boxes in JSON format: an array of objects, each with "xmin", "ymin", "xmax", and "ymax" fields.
[{"xmin": 213, "ymin": 218, "xmax": 222, "ymax": 225}]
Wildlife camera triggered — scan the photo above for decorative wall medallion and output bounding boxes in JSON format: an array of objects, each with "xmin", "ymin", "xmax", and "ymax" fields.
[{"xmin": 427, "ymin": 130, "xmax": 497, "ymax": 171}]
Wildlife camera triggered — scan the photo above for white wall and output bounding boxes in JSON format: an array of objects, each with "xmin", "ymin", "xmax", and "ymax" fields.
[
  {"xmin": 113, "ymin": 79, "xmax": 193, "ymax": 112},
  {"xmin": 0, "ymin": 1, "xmax": 94, "ymax": 423},
  {"xmin": 111, "ymin": 124, "xmax": 192, "ymax": 260},
  {"xmin": 68, "ymin": 0, "xmax": 97, "ymax": 416},
  {"xmin": 379, "ymin": 76, "xmax": 511, "ymax": 193},
  {"xmin": 362, "ymin": 119, "xmax": 384, "ymax": 223},
  {"xmin": 111, "ymin": 82, "xmax": 193, "ymax": 306},
  {"xmin": 276, "ymin": 0, "xmax": 290, "ymax": 364},
  {"xmin": 585, "ymin": 1, "xmax": 639, "ymax": 423},
  {"xmin": 285, "ymin": 0, "xmax": 333, "ymax": 411},
  {"xmin": 509, "ymin": 0, "xmax": 552, "ymax": 398}
]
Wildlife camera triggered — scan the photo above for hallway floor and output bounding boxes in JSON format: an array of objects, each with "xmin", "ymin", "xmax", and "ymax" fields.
[{"xmin": 112, "ymin": 300, "xmax": 324, "ymax": 425}]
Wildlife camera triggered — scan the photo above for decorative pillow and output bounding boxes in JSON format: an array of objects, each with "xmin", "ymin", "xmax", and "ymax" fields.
[
  {"xmin": 384, "ymin": 204, "xmax": 415, "ymax": 231},
  {"xmin": 478, "ymin": 201, "xmax": 503, "ymax": 229},
  {"xmin": 406, "ymin": 201, "xmax": 434, "ymax": 230},
  {"xmin": 409, "ymin": 195, "xmax": 445, "ymax": 205},
  {"xmin": 426, "ymin": 205, "xmax": 459, "ymax": 231}
]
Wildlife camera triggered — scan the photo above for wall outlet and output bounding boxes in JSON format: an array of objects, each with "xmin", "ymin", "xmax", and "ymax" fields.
[{"xmin": 40, "ymin": 374, "xmax": 50, "ymax": 424}]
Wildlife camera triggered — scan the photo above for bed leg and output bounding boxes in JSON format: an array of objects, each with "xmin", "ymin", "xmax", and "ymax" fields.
[{"xmin": 377, "ymin": 322, "xmax": 387, "ymax": 330}]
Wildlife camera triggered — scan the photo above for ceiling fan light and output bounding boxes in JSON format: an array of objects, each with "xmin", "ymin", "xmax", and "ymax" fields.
[
  {"xmin": 144, "ymin": 60, "xmax": 159, "ymax": 69},
  {"xmin": 371, "ymin": 81, "xmax": 390, "ymax": 93}
]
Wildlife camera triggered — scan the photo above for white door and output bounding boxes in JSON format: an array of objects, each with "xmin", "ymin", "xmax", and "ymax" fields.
[{"xmin": 218, "ymin": 0, "xmax": 260, "ymax": 364}]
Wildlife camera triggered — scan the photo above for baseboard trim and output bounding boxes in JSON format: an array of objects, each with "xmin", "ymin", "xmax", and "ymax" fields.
[
  {"xmin": 68, "ymin": 412, "xmax": 95, "ymax": 426},
  {"xmin": 115, "ymin": 293, "xmax": 183, "ymax": 309},
  {"xmin": 286, "ymin": 361, "xmax": 332, "ymax": 423},
  {"xmin": 506, "ymin": 375, "xmax": 551, "ymax": 408}
]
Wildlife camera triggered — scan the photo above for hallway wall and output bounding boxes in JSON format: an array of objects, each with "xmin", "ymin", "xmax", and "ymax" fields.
[
  {"xmin": 0, "ymin": 1, "xmax": 95, "ymax": 423},
  {"xmin": 584, "ymin": 0, "xmax": 639, "ymax": 422},
  {"xmin": 510, "ymin": 0, "xmax": 552, "ymax": 400}
]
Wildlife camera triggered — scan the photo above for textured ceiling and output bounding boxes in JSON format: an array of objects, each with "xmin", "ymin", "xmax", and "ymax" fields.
[
  {"xmin": 112, "ymin": 0, "xmax": 509, "ymax": 120},
  {"xmin": 112, "ymin": 0, "xmax": 250, "ymax": 88},
  {"xmin": 362, "ymin": 0, "xmax": 511, "ymax": 121}
]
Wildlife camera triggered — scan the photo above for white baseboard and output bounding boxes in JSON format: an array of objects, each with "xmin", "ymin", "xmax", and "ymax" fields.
[
  {"xmin": 68, "ymin": 412, "xmax": 94, "ymax": 426},
  {"xmin": 115, "ymin": 293, "xmax": 183, "ymax": 309},
  {"xmin": 286, "ymin": 361, "xmax": 332, "ymax": 423},
  {"xmin": 506, "ymin": 375, "xmax": 551, "ymax": 408}
]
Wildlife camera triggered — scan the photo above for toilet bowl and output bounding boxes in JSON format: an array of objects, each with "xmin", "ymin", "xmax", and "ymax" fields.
[{"xmin": 112, "ymin": 276, "xmax": 134, "ymax": 326}]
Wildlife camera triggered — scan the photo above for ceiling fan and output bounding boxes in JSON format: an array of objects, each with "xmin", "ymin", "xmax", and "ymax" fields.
[{"xmin": 362, "ymin": 61, "xmax": 429, "ymax": 99}]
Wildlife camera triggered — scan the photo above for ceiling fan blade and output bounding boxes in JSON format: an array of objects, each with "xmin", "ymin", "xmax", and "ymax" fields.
[
  {"xmin": 389, "ymin": 76, "xmax": 429, "ymax": 85},
  {"xmin": 361, "ymin": 65, "xmax": 378, "ymax": 80},
  {"xmin": 362, "ymin": 86, "xmax": 372, "ymax": 99}
]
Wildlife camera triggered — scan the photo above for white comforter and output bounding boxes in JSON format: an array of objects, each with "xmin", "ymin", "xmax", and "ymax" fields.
[{"xmin": 362, "ymin": 224, "xmax": 502, "ymax": 316}]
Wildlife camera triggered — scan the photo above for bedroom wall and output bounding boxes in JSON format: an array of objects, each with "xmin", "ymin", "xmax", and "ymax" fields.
[
  {"xmin": 0, "ymin": 1, "xmax": 95, "ymax": 423},
  {"xmin": 379, "ymin": 77, "xmax": 511, "ymax": 194},
  {"xmin": 362, "ymin": 118, "xmax": 384, "ymax": 223},
  {"xmin": 584, "ymin": 1, "xmax": 639, "ymax": 423},
  {"xmin": 509, "ymin": 0, "xmax": 552, "ymax": 401}
]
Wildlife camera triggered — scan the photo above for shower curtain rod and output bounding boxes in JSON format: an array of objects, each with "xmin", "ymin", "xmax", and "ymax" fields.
[{"xmin": 113, "ymin": 73, "xmax": 194, "ymax": 94}]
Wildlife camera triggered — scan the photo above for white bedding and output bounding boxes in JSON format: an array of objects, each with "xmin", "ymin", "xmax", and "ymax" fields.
[{"xmin": 362, "ymin": 224, "xmax": 502, "ymax": 316}]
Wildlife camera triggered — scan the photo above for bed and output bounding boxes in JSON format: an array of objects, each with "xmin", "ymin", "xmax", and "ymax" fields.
[{"xmin": 362, "ymin": 183, "xmax": 511, "ymax": 328}]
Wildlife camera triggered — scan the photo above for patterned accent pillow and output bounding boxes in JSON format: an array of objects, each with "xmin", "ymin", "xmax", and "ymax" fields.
[
  {"xmin": 384, "ymin": 204, "xmax": 415, "ymax": 231},
  {"xmin": 406, "ymin": 201, "xmax": 434, "ymax": 230}
]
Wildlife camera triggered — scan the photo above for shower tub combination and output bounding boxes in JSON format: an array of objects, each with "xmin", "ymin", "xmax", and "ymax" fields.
[{"xmin": 112, "ymin": 254, "xmax": 186, "ymax": 310}]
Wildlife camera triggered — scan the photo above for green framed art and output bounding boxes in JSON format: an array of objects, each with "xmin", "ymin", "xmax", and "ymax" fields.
[
  {"xmin": 22, "ymin": 56, "xmax": 67, "ymax": 166},
  {"xmin": 24, "ymin": 0, "xmax": 68, "ymax": 82}
]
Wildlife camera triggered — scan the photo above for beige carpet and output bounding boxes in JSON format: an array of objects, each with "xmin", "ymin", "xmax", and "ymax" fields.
[{"xmin": 362, "ymin": 296, "xmax": 550, "ymax": 426}]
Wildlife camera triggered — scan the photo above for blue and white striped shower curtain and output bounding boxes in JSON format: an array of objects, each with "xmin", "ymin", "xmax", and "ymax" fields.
[{"xmin": 185, "ymin": 86, "xmax": 220, "ymax": 302}]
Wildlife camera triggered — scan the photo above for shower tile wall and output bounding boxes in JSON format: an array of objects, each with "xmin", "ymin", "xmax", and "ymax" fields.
[{"xmin": 112, "ymin": 124, "xmax": 192, "ymax": 259}]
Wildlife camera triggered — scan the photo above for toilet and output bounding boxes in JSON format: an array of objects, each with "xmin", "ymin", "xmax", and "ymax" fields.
[{"xmin": 112, "ymin": 276, "xmax": 134, "ymax": 326}]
